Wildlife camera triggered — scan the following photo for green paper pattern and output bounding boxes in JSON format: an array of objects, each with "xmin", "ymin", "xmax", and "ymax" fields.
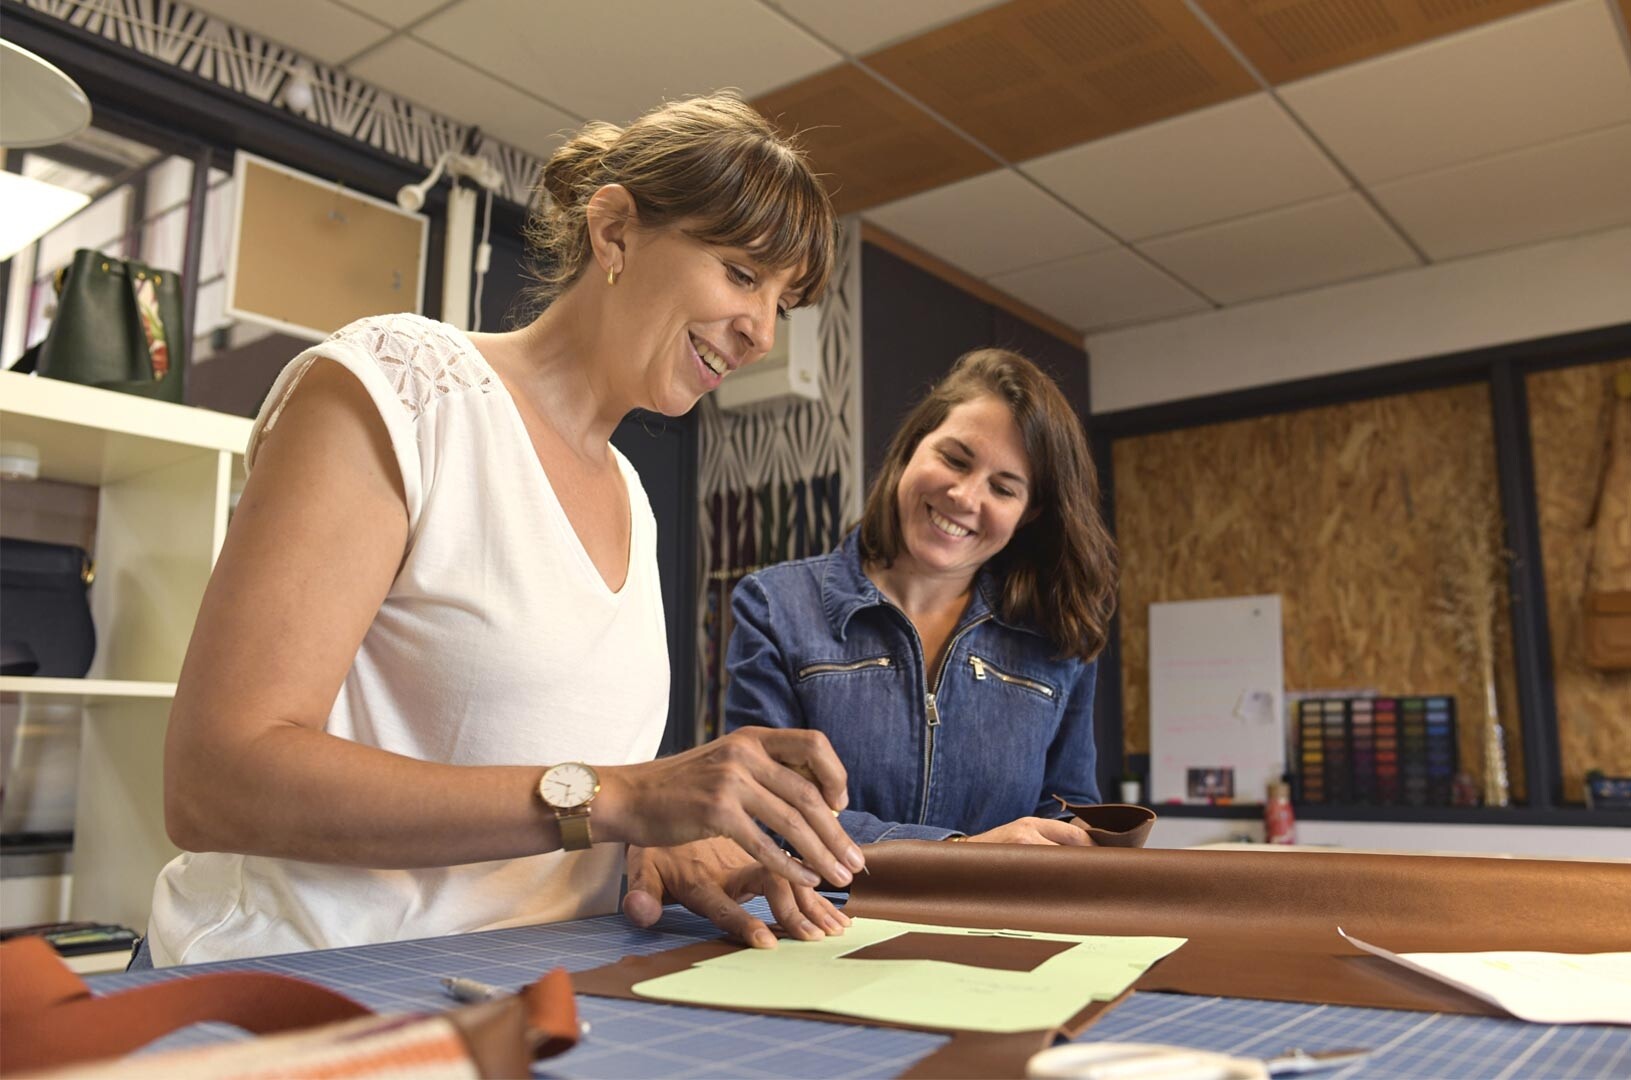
[{"xmin": 633, "ymin": 917, "xmax": 1186, "ymax": 1033}]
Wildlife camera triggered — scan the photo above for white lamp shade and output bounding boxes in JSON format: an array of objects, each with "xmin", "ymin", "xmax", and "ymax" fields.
[
  {"xmin": 0, "ymin": 170, "xmax": 91, "ymax": 260},
  {"xmin": 0, "ymin": 40, "xmax": 92, "ymax": 148}
]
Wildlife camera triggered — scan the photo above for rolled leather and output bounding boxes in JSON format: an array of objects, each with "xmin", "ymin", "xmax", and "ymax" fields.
[
  {"xmin": 577, "ymin": 843, "xmax": 1631, "ymax": 1078},
  {"xmin": 846, "ymin": 842, "xmax": 1631, "ymax": 1014}
]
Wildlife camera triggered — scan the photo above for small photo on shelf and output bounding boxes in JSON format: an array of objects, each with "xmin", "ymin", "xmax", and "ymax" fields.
[{"xmin": 1186, "ymin": 767, "xmax": 1234, "ymax": 801}]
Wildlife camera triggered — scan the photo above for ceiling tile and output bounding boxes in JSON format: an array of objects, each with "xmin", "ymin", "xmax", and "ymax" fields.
[
  {"xmin": 182, "ymin": 0, "xmax": 392, "ymax": 66},
  {"xmin": 347, "ymin": 38, "xmax": 576, "ymax": 159},
  {"xmin": 988, "ymin": 246, "xmax": 1210, "ymax": 331},
  {"xmin": 412, "ymin": 0, "xmax": 840, "ymax": 124},
  {"xmin": 339, "ymin": 0, "xmax": 447, "ymax": 28},
  {"xmin": 752, "ymin": 65, "xmax": 997, "ymax": 215},
  {"xmin": 863, "ymin": 0, "xmax": 1257, "ymax": 162},
  {"xmin": 766, "ymin": 0, "xmax": 1006, "ymax": 54},
  {"xmin": 1373, "ymin": 123, "xmax": 1631, "ymax": 260},
  {"xmin": 1023, "ymin": 93, "xmax": 1350, "ymax": 241},
  {"xmin": 1137, "ymin": 193, "xmax": 1420, "ymax": 305},
  {"xmin": 1194, "ymin": 0, "xmax": 1553, "ymax": 84},
  {"xmin": 863, "ymin": 169, "xmax": 1113, "ymax": 277},
  {"xmin": 1279, "ymin": 0, "xmax": 1631, "ymax": 184}
]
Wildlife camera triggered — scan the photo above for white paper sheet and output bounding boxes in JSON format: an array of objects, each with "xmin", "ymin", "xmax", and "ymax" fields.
[{"xmin": 1339, "ymin": 928, "xmax": 1631, "ymax": 1025}]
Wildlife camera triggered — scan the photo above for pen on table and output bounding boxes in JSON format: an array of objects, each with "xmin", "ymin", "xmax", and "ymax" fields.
[
  {"xmin": 1264, "ymin": 1048, "xmax": 1370, "ymax": 1076},
  {"xmin": 439, "ymin": 976, "xmax": 592, "ymax": 1039}
]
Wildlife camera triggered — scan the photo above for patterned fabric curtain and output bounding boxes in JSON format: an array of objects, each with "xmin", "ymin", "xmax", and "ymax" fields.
[
  {"xmin": 692, "ymin": 225, "xmax": 861, "ymax": 747},
  {"xmin": 700, "ymin": 469, "xmax": 846, "ymax": 741}
]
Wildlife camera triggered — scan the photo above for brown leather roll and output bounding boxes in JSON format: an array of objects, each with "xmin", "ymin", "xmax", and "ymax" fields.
[
  {"xmin": 576, "ymin": 843, "xmax": 1631, "ymax": 1078},
  {"xmin": 844, "ymin": 842, "xmax": 1631, "ymax": 1013}
]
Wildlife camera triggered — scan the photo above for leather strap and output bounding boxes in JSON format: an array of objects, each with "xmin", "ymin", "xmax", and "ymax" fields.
[
  {"xmin": 0, "ymin": 934, "xmax": 582, "ymax": 1076},
  {"xmin": 0, "ymin": 935, "xmax": 370, "ymax": 1074}
]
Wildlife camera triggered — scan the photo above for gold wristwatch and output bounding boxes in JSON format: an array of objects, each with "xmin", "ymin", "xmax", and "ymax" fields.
[{"xmin": 538, "ymin": 762, "xmax": 600, "ymax": 851}]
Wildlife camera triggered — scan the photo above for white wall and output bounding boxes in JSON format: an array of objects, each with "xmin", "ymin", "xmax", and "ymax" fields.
[
  {"xmin": 1148, "ymin": 815, "xmax": 1631, "ymax": 860},
  {"xmin": 1088, "ymin": 225, "xmax": 1631, "ymax": 413}
]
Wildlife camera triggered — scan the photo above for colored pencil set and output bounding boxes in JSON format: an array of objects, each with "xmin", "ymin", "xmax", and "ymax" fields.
[{"xmin": 1295, "ymin": 696, "xmax": 1457, "ymax": 806}]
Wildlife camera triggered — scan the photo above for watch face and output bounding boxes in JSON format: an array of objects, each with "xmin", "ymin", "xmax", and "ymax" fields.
[{"xmin": 541, "ymin": 762, "xmax": 598, "ymax": 809}]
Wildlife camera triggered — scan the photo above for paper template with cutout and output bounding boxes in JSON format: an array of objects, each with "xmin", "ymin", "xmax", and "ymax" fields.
[{"xmin": 632, "ymin": 917, "xmax": 1186, "ymax": 1034}]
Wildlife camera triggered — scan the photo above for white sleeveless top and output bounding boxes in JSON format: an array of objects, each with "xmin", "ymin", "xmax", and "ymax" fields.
[{"xmin": 147, "ymin": 314, "xmax": 670, "ymax": 966}]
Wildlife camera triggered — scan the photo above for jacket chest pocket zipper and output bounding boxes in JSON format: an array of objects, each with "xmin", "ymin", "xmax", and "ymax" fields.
[
  {"xmin": 798, "ymin": 656, "xmax": 892, "ymax": 679},
  {"xmin": 969, "ymin": 655, "xmax": 1055, "ymax": 698}
]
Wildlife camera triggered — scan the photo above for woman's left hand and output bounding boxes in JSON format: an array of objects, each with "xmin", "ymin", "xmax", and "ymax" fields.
[
  {"xmin": 965, "ymin": 816, "xmax": 1095, "ymax": 845},
  {"xmin": 623, "ymin": 838, "xmax": 851, "ymax": 949}
]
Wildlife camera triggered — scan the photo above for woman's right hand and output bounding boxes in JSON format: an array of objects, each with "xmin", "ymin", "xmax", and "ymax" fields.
[
  {"xmin": 596, "ymin": 727, "xmax": 867, "ymax": 888},
  {"xmin": 965, "ymin": 816, "xmax": 1093, "ymax": 846}
]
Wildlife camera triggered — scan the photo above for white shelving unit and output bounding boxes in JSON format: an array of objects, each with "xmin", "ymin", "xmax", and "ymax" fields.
[{"xmin": 1, "ymin": 369, "xmax": 252, "ymax": 932}]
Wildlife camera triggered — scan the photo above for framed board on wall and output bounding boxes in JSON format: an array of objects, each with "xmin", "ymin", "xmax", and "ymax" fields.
[
  {"xmin": 226, "ymin": 151, "xmax": 427, "ymax": 341},
  {"xmin": 1149, "ymin": 595, "xmax": 1286, "ymax": 806}
]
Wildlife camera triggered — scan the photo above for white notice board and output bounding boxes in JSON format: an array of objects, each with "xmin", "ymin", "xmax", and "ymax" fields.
[{"xmin": 1149, "ymin": 595, "xmax": 1285, "ymax": 805}]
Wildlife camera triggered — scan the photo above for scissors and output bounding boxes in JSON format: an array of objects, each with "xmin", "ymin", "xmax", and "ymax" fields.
[{"xmin": 1026, "ymin": 1042, "xmax": 1369, "ymax": 1080}]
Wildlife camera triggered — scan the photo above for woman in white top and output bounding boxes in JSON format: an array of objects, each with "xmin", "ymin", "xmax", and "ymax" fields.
[{"xmin": 146, "ymin": 93, "xmax": 862, "ymax": 967}]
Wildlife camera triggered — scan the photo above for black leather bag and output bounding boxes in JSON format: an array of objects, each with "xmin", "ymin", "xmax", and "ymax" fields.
[{"xmin": 0, "ymin": 539, "xmax": 96, "ymax": 677}]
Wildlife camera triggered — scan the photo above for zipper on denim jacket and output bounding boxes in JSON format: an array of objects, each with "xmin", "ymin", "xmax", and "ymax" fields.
[
  {"xmin": 968, "ymin": 655, "xmax": 1055, "ymax": 698},
  {"xmin": 916, "ymin": 615, "xmax": 992, "ymax": 824},
  {"xmin": 797, "ymin": 656, "xmax": 892, "ymax": 679}
]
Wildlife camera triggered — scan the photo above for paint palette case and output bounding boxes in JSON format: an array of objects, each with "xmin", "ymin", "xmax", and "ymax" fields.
[{"xmin": 1296, "ymin": 695, "xmax": 1457, "ymax": 806}]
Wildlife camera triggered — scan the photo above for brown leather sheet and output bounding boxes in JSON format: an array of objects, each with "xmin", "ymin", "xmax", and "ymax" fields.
[{"xmin": 577, "ymin": 843, "xmax": 1631, "ymax": 1078}]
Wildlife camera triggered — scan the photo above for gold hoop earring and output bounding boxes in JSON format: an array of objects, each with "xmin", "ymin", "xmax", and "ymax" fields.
[{"xmin": 607, "ymin": 265, "xmax": 619, "ymax": 286}]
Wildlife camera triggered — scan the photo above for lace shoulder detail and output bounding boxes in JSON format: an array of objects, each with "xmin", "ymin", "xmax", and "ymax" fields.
[{"xmin": 329, "ymin": 313, "xmax": 495, "ymax": 419}]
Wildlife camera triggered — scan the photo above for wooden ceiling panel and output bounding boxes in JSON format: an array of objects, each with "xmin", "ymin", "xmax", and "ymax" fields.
[
  {"xmin": 863, "ymin": 0, "xmax": 1258, "ymax": 162},
  {"xmin": 751, "ymin": 64, "xmax": 998, "ymax": 215},
  {"xmin": 1195, "ymin": 0, "xmax": 1557, "ymax": 84}
]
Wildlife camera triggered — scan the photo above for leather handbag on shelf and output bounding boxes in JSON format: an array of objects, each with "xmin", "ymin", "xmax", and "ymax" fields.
[
  {"xmin": 1582, "ymin": 371, "xmax": 1631, "ymax": 672},
  {"xmin": 0, "ymin": 935, "xmax": 581, "ymax": 1078},
  {"xmin": 15, "ymin": 248, "xmax": 186, "ymax": 404},
  {"xmin": 0, "ymin": 537, "xmax": 96, "ymax": 677}
]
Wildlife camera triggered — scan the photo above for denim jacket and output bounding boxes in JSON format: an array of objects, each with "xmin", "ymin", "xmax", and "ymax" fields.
[{"xmin": 725, "ymin": 531, "xmax": 1100, "ymax": 844}]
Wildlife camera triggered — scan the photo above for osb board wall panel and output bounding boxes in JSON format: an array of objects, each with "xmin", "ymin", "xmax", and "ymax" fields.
[
  {"xmin": 1115, "ymin": 383, "xmax": 1525, "ymax": 801},
  {"xmin": 864, "ymin": 0, "xmax": 1257, "ymax": 163},
  {"xmin": 1194, "ymin": 0, "xmax": 1554, "ymax": 85},
  {"xmin": 1527, "ymin": 358, "xmax": 1631, "ymax": 803},
  {"xmin": 752, "ymin": 65, "xmax": 997, "ymax": 215}
]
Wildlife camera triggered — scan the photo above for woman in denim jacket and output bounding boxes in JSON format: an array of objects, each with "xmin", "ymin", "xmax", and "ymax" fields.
[
  {"xmin": 624, "ymin": 349, "xmax": 1118, "ymax": 948},
  {"xmin": 726, "ymin": 347, "xmax": 1119, "ymax": 848}
]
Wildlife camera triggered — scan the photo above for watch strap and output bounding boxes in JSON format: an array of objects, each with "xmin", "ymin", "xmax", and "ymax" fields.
[{"xmin": 556, "ymin": 807, "xmax": 593, "ymax": 851}]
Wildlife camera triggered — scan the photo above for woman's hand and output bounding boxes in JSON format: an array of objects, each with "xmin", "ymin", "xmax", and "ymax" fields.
[
  {"xmin": 965, "ymin": 817, "xmax": 1093, "ymax": 846},
  {"xmin": 623, "ymin": 838, "xmax": 850, "ymax": 948},
  {"xmin": 596, "ymin": 727, "xmax": 866, "ymax": 889}
]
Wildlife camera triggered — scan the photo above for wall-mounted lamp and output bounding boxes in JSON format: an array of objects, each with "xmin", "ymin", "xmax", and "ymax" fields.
[
  {"xmin": 396, "ymin": 150, "xmax": 504, "ymax": 331},
  {"xmin": 395, "ymin": 151, "xmax": 502, "ymax": 212}
]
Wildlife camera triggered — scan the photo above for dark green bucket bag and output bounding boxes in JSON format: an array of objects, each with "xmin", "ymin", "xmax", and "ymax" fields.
[{"xmin": 18, "ymin": 248, "xmax": 186, "ymax": 404}]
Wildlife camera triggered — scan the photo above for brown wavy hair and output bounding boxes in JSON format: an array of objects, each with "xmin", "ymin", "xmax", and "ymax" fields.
[
  {"xmin": 858, "ymin": 349, "xmax": 1119, "ymax": 661},
  {"xmin": 521, "ymin": 92, "xmax": 835, "ymax": 313}
]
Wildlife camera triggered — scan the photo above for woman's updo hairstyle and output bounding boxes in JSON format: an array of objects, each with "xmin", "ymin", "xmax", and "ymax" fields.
[{"xmin": 522, "ymin": 91, "xmax": 836, "ymax": 312}]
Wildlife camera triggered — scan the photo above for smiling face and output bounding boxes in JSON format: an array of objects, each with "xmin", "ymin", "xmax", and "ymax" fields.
[
  {"xmin": 892, "ymin": 393, "xmax": 1035, "ymax": 587},
  {"xmin": 609, "ymin": 223, "xmax": 805, "ymax": 417}
]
